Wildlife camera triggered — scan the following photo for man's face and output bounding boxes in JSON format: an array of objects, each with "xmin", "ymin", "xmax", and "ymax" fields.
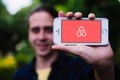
[{"xmin": 28, "ymin": 11, "xmax": 54, "ymax": 57}]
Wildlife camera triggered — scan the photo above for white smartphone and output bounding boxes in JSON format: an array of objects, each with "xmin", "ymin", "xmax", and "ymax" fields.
[{"xmin": 53, "ymin": 17, "xmax": 109, "ymax": 45}]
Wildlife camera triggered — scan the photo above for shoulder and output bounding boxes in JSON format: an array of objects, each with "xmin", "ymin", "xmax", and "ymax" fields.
[
  {"xmin": 13, "ymin": 63, "xmax": 31, "ymax": 80},
  {"xmin": 64, "ymin": 54, "xmax": 92, "ymax": 68},
  {"xmin": 61, "ymin": 54, "xmax": 94, "ymax": 73},
  {"xmin": 59, "ymin": 54, "xmax": 95, "ymax": 80},
  {"xmin": 115, "ymin": 64, "xmax": 120, "ymax": 80}
]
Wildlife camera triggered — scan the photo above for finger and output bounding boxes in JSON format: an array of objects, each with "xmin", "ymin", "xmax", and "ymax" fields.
[
  {"xmin": 52, "ymin": 44, "xmax": 93, "ymax": 59},
  {"xmin": 88, "ymin": 13, "xmax": 96, "ymax": 20},
  {"xmin": 52, "ymin": 45, "xmax": 70, "ymax": 51},
  {"xmin": 58, "ymin": 11, "xmax": 66, "ymax": 17},
  {"xmin": 74, "ymin": 12, "xmax": 82, "ymax": 19},
  {"xmin": 66, "ymin": 12, "xmax": 74, "ymax": 18},
  {"xmin": 52, "ymin": 45, "xmax": 78, "ymax": 54}
]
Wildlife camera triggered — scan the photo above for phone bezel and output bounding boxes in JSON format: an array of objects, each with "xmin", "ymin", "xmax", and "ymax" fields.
[{"xmin": 53, "ymin": 17, "xmax": 108, "ymax": 45}]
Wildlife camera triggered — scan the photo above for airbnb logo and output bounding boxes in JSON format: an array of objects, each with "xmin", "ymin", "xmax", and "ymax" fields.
[{"xmin": 76, "ymin": 26, "xmax": 87, "ymax": 37}]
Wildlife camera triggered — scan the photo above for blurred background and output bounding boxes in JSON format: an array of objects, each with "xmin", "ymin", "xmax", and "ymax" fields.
[{"xmin": 0, "ymin": 0, "xmax": 120, "ymax": 80}]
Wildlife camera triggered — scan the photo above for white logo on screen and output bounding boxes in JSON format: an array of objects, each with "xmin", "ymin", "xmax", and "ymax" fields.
[{"xmin": 76, "ymin": 26, "xmax": 87, "ymax": 37}]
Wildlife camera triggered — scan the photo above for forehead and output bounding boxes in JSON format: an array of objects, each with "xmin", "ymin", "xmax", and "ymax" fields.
[{"xmin": 29, "ymin": 11, "xmax": 54, "ymax": 27}]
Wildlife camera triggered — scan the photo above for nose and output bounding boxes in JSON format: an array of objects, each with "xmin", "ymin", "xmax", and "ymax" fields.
[{"xmin": 38, "ymin": 29, "xmax": 46, "ymax": 40}]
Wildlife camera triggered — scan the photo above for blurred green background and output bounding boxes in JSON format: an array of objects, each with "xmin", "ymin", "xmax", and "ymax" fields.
[{"xmin": 0, "ymin": 0, "xmax": 120, "ymax": 80}]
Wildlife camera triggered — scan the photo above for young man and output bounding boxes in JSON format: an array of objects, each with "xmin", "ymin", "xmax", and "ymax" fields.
[{"xmin": 13, "ymin": 4, "xmax": 114, "ymax": 80}]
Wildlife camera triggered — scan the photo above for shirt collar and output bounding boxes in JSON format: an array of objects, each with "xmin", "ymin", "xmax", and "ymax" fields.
[{"xmin": 28, "ymin": 51, "xmax": 66, "ymax": 72}]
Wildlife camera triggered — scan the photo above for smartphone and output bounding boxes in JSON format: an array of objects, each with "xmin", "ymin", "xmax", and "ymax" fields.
[{"xmin": 53, "ymin": 17, "xmax": 108, "ymax": 45}]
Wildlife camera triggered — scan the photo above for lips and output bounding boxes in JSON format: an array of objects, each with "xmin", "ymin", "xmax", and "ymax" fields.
[{"xmin": 37, "ymin": 44, "xmax": 49, "ymax": 51}]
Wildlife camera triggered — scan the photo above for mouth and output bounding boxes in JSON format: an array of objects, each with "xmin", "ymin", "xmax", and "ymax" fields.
[{"xmin": 37, "ymin": 44, "xmax": 50, "ymax": 51}]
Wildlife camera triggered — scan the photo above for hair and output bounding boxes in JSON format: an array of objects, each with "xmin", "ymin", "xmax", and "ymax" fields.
[{"xmin": 27, "ymin": 4, "xmax": 58, "ymax": 27}]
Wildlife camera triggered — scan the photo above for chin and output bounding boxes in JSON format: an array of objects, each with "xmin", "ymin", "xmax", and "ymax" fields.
[{"xmin": 36, "ymin": 49, "xmax": 53, "ymax": 57}]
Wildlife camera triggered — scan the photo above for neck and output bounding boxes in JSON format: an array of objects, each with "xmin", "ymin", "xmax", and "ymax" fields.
[{"xmin": 36, "ymin": 50, "xmax": 58, "ymax": 69}]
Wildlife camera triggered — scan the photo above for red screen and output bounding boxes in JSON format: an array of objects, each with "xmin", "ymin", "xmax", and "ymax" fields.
[{"xmin": 62, "ymin": 20, "xmax": 101, "ymax": 43}]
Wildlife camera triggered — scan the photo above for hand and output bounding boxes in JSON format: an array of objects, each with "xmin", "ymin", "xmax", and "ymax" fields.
[
  {"xmin": 52, "ymin": 11, "xmax": 114, "ymax": 67},
  {"xmin": 52, "ymin": 11, "xmax": 114, "ymax": 80},
  {"xmin": 52, "ymin": 43, "xmax": 113, "ymax": 66}
]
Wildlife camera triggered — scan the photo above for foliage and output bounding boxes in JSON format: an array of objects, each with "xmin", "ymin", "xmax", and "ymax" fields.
[
  {"xmin": 0, "ymin": 41, "xmax": 34, "ymax": 80},
  {"xmin": 15, "ymin": 40, "xmax": 34, "ymax": 68},
  {"xmin": 0, "ymin": 55, "xmax": 17, "ymax": 80},
  {"xmin": 1, "ymin": 0, "xmax": 119, "ymax": 57},
  {"xmin": 0, "ymin": 0, "xmax": 41, "ymax": 55},
  {"xmin": 0, "ymin": 0, "xmax": 120, "ymax": 79}
]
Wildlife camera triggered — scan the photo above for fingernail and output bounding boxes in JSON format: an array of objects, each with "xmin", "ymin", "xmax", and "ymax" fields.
[{"xmin": 88, "ymin": 13, "xmax": 95, "ymax": 20}]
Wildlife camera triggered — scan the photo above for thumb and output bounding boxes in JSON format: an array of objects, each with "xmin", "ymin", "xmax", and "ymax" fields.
[
  {"xmin": 52, "ymin": 45, "xmax": 70, "ymax": 51},
  {"xmin": 52, "ymin": 45, "xmax": 78, "ymax": 55},
  {"xmin": 52, "ymin": 45, "xmax": 68, "ymax": 51}
]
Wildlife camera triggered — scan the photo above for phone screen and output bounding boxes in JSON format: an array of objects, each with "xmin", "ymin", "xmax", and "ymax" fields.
[{"xmin": 61, "ymin": 20, "xmax": 101, "ymax": 43}]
